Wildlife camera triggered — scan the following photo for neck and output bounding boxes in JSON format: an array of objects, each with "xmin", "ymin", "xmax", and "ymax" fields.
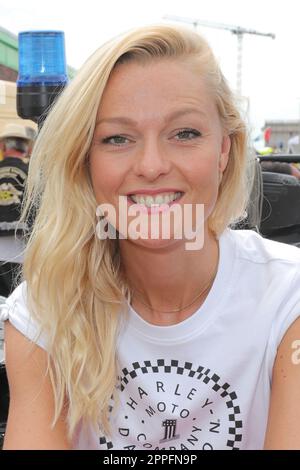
[{"xmin": 119, "ymin": 226, "xmax": 219, "ymax": 325}]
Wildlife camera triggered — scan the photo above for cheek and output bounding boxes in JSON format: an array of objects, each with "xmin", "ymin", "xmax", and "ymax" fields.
[
  {"xmin": 89, "ymin": 154, "xmax": 120, "ymax": 202},
  {"xmin": 187, "ymin": 157, "xmax": 219, "ymax": 190}
]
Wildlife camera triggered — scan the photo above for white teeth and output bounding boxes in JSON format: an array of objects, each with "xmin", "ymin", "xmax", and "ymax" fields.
[
  {"xmin": 155, "ymin": 195, "xmax": 164, "ymax": 204},
  {"xmin": 145, "ymin": 196, "xmax": 154, "ymax": 206},
  {"xmin": 130, "ymin": 192, "xmax": 182, "ymax": 207}
]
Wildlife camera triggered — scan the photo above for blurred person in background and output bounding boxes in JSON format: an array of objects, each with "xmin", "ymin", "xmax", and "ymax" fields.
[
  {"xmin": 0, "ymin": 123, "xmax": 33, "ymax": 297},
  {"xmin": 25, "ymin": 127, "xmax": 37, "ymax": 157}
]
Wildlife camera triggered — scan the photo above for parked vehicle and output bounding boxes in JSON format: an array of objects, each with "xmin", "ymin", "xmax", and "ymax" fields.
[{"xmin": 258, "ymin": 154, "xmax": 300, "ymax": 247}]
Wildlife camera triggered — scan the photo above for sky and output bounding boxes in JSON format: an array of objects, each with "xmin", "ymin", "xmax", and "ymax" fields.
[{"xmin": 0, "ymin": 0, "xmax": 299, "ymax": 136}]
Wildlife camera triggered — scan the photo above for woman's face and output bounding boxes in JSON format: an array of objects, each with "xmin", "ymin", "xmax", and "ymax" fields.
[{"xmin": 89, "ymin": 59, "xmax": 230, "ymax": 249}]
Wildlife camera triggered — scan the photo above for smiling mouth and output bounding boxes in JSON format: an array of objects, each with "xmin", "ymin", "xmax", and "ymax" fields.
[{"xmin": 127, "ymin": 191, "xmax": 184, "ymax": 208}]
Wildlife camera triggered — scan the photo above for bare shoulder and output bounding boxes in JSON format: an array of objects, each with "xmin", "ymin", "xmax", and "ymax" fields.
[
  {"xmin": 3, "ymin": 321, "xmax": 71, "ymax": 449},
  {"xmin": 264, "ymin": 315, "xmax": 300, "ymax": 449}
]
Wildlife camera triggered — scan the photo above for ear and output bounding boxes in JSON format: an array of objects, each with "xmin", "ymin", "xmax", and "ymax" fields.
[{"xmin": 219, "ymin": 135, "xmax": 231, "ymax": 172}]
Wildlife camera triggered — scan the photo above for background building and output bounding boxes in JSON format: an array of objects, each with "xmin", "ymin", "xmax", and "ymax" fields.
[{"xmin": 0, "ymin": 26, "xmax": 18, "ymax": 82}]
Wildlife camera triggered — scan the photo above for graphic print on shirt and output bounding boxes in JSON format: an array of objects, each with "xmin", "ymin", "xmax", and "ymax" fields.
[{"xmin": 98, "ymin": 359, "xmax": 243, "ymax": 450}]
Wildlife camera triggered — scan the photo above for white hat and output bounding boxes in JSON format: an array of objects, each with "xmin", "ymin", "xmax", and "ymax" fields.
[{"xmin": 0, "ymin": 123, "xmax": 30, "ymax": 141}]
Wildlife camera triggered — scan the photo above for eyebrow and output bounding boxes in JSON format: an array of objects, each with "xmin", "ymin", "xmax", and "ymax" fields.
[{"xmin": 96, "ymin": 107, "xmax": 208, "ymax": 127}]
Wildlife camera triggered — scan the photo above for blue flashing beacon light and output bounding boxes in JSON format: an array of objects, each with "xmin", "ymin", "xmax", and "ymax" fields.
[{"xmin": 17, "ymin": 31, "xmax": 68, "ymax": 124}]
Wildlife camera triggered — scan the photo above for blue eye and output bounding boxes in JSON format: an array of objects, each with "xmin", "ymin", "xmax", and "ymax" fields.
[
  {"xmin": 175, "ymin": 129, "xmax": 201, "ymax": 140},
  {"xmin": 102, "ymin": 135, "xmax": 129, "ymax": 146}
]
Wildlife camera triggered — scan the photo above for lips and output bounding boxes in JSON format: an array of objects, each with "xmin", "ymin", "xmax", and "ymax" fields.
[{"xmin": 126, "ymin": 188, "xmax": 184, "ymax": 196}]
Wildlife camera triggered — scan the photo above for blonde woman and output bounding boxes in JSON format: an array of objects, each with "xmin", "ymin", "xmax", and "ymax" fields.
[{"xmin": 2, "ymin": 25, "xmax": 300, "ymax": 450}]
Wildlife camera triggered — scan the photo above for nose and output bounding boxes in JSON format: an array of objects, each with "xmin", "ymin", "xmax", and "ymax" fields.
[{"xmin": 132, "ymin": 137, "xmax": 171, "ymax": 180}]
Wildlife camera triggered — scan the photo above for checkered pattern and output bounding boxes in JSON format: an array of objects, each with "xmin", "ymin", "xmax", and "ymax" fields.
[
  {"xmin": 102, "ymin": 359, "xmax": 243, "ymax": 450},
  {"xmin": 120, "ymin": 359, "xmax": 206, "ymax": 390},
  {"xmin": 99, "ymin": 435, "xmax": 113, "ymax": 450}
]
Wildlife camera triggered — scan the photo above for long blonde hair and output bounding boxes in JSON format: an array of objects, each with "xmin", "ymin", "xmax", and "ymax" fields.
[{"xmin": 21, "ymin": 24, "xmax": 250, "ymax": 439}]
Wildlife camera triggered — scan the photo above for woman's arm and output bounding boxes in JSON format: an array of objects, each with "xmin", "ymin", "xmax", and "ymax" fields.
[
  {"xmin": 3, "ymin": 321, "xmax": 71, "ymax": 450},
  {"xmin": 264, "ymin": 316, "xmax": 300, "ymax": 449}
]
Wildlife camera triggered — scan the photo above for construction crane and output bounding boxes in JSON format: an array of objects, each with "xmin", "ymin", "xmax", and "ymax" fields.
[{"xmin": 163, "ymin": 15, "xmax": 275, "ymax": 96}]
